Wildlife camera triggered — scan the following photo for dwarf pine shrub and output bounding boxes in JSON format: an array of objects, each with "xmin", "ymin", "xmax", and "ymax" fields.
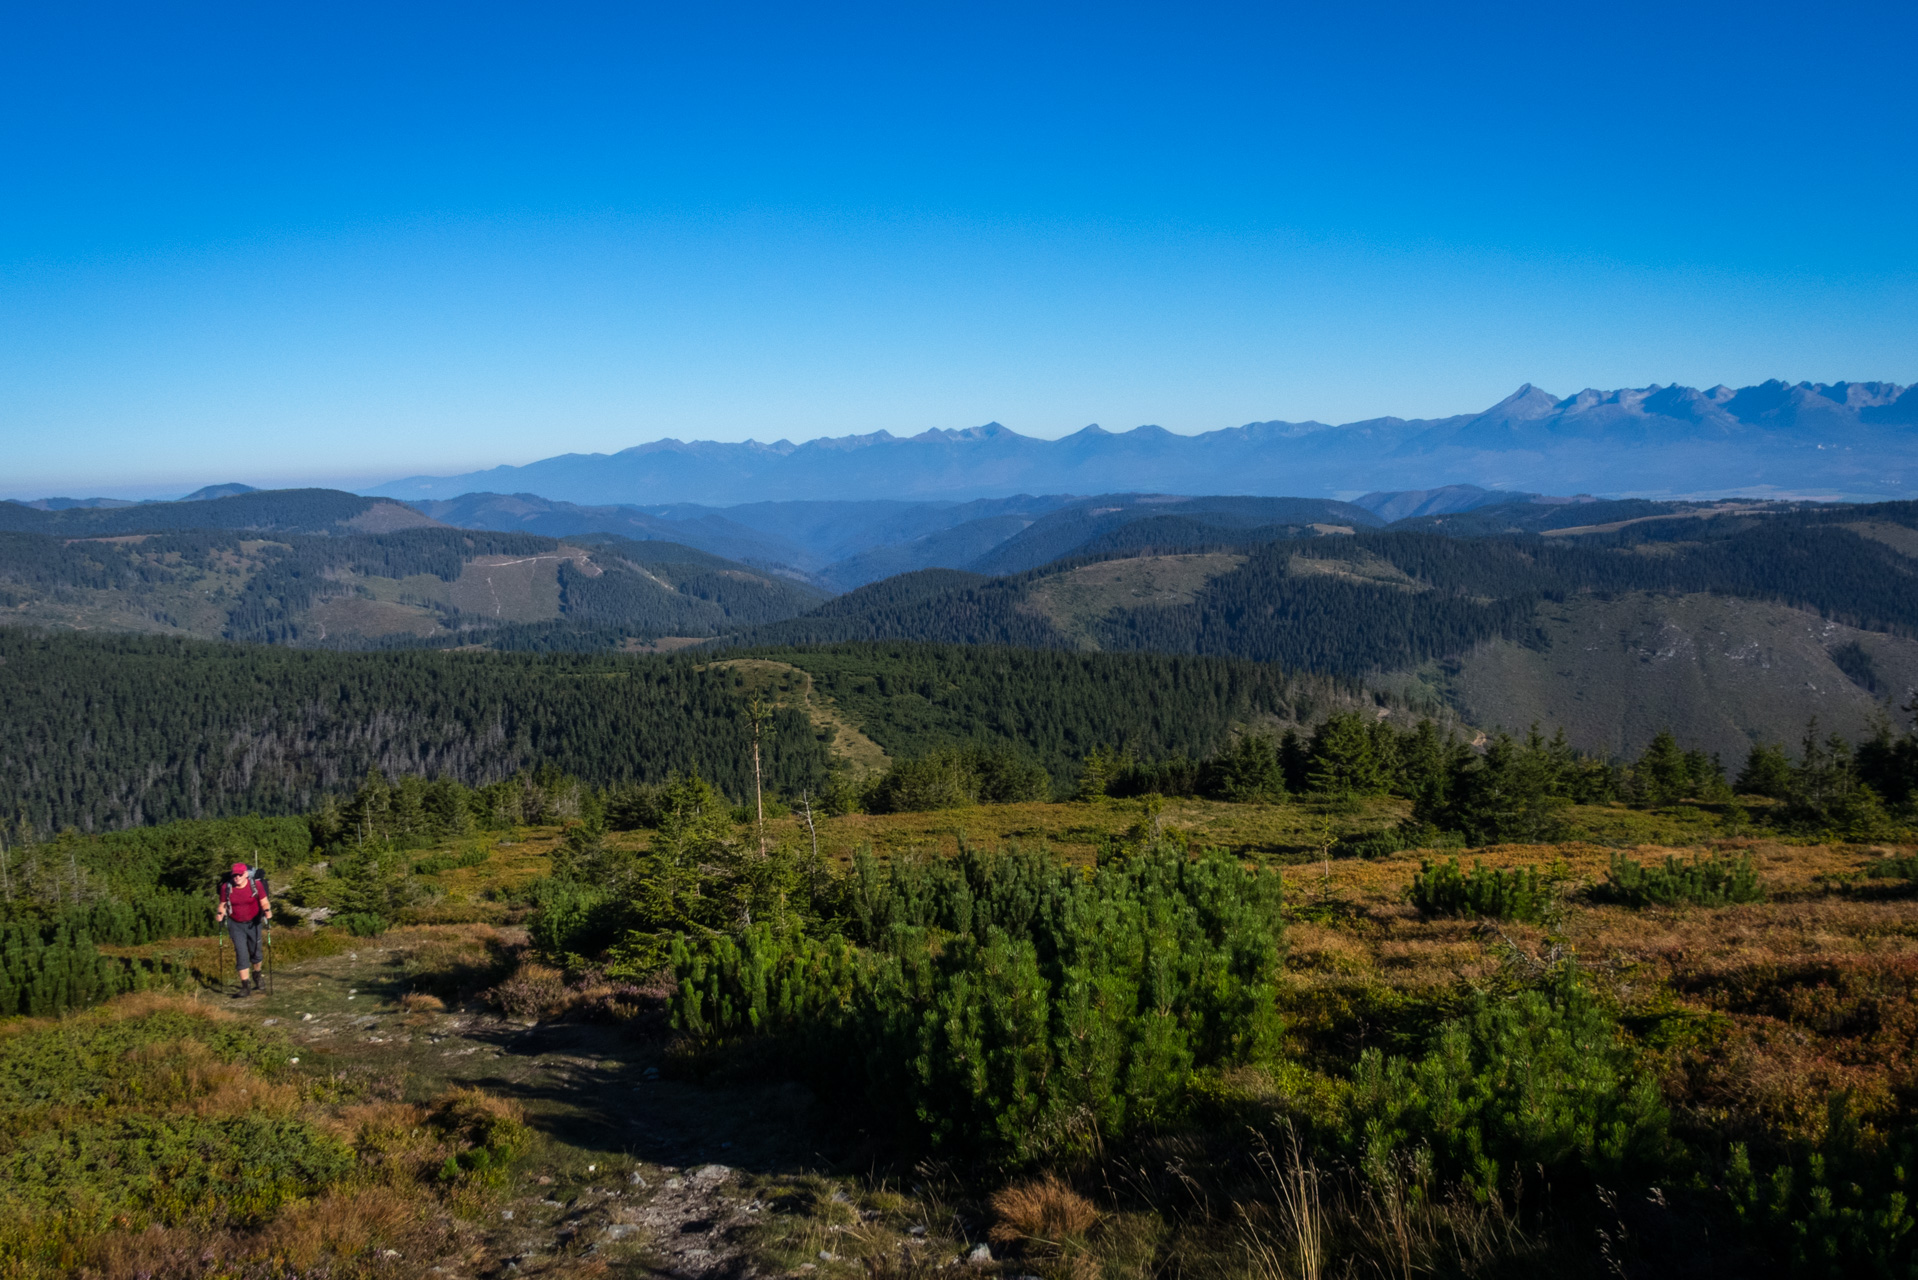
[
  {"xmin": 1863, "ymin": 855, "xmax": 1918, "ymax": 884},
  {"xmin": 0, "ymin": 1002, "xmax": 354, "ymax": 1242},
  {"xmin": 0, "ymin": 918, "xmax": 184, "ymax": 1017},
  {"xmin": 1725, "ymin": 1099, "xmax": 1918, "ymax": 1276},
  {"xmin": 1351, "ymin": 983, "xmax": 1669, "ymax": 1196},
  {"xmin": 1409, "ymin": 858, "xmax": 1546, "ymax": 921},
  {"xmin": 670, "ymin": 841, "xmax": 1284, "ymax": 1161},
  {"xmin": 1602, "ymin": 851, "xmax": 1764, "ymax": 908},
  {"xmin": 412, "ymin": 846, "xmax": 491, "ymax": 876}
]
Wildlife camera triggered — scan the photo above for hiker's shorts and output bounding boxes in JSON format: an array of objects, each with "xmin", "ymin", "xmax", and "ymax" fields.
[{"xmin": 227, "ymin": 917, "xmax": 263, "ymax": 971}]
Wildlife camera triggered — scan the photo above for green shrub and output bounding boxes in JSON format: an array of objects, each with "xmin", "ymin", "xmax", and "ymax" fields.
[
  {"xmin": 34, "ymin": 816, "xmax": 314, "ymax": 901},
  {"xmin": 1601, "ymin": 851, "xmax": 1765, "ymax": 908},
  {"xmin": 412, "ymin": 846, "xmax": 491, "ymax": 876},
  {"xmin": 1409, "ymin": 858, "xmax": 1546, "ymax": 921},
  {"xmin": 0, "ymin": 918, "xmax": 186, "ymax": 1018},
  {"xmin": 529, "ymin": 791, "xmax": 832, "ymax": 972},
  {"xmin": 2, "ymin": 1112, "xmax": 354, "ymax": 1227},
  {"xmin": 865, "ymin": 745, "xmax": 1050, "ymax": 814},
  {"xmin": 1, "ymin": 887, "xmax": 219, "ymax": 949},
  {"xmin": 1203, "ymin": 732, "xmax": 1289, "ymax": 802},
  {"xmin": 338, "ymin": 912, "xmax": 387, "ymax": 937},
  {"xmin": 431, "ymin": 1088, "xmax": 531, "ymax": 1187},
  {"xmin": 669, "ymin": 842, "xmax": 1284, "ymax": 1161},
  {"xmin": 0, "ymin": 1002, "xmax": 353, "ymax": 1234},
  {"xmin": 1351, "ymin": 983, "xmax": 1669, "ymax": 1195},
  {"xmin": 525, "ymin": 878, "xmax": 622, "ymax": 959},
  {"xmin": 1334, "ymin": 820, "xmax": 1451, "ymax": 860},
  {"xmin": 1725, "ymin": 1101, "xmax": 1918, "ymax": 1277},
  {"xmin": 1862, "ymin": 855, "xmax": 1918, "ymax": 883}
]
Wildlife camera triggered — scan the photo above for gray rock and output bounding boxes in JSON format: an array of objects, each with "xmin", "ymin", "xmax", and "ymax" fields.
[{"xmin": 967, "ymin": 1243, "xmax": 993, "ymax": 1265}]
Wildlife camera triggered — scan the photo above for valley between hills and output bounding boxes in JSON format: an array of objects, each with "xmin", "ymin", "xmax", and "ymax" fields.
[
  {"xmin": 4, "ymin": 476, "xmax": 1918, "ymax": 1279},
  {"xmin": 7, "ymin": 484, "xmax": 1915, "ymax": 762}
]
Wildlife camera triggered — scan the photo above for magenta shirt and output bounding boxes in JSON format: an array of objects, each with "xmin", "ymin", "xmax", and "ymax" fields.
[{"xmin": 224, "ymin": 878, "xmax": 267, "ymax": 922}]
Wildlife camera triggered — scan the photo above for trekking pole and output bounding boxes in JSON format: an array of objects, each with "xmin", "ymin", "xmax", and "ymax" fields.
[{"xmin": 265, "ymin": 918, "xmax": 274, "ymax": 996}]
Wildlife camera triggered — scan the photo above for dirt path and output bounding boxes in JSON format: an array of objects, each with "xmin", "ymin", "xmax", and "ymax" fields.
[{"xmin": 230, "ymin": 936, "xmax": 965, "ymax": 1277}]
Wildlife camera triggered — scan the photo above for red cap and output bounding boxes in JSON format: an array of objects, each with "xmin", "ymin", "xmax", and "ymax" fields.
[{"xmin": 231, "ymin": 863, "xmax": 249, "ymax": 874}]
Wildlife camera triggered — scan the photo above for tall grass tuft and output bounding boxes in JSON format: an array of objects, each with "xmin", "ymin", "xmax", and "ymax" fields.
[{"xmin": 987, "ymin": 1174, "xmax": 1100, "ymax": 1248}]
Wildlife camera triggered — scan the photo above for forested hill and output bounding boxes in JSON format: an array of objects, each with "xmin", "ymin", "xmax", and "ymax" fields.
[
  {"xmin": 0, "ymin": 630, "xmax": 1403, "ymax": 832},
  {"xmin": 0, "ymin": 524, "xmax": 822, "ymax": 647},
  {"xmin": 739, "ymin": 506, "xmax": 1918, "ymax": 664},
  {"xmin": 0, "ymin": 488, "xmax": 436, "ymax": 536},
  {"xmin": 728, "ymin": 501, "xmax": 1918, "ymax": 759}
]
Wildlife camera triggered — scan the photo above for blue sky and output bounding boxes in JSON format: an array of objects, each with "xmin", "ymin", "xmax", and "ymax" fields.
[{"xmin": 3, "ymin": 1, "xmax": 1913, "ymax": 497}]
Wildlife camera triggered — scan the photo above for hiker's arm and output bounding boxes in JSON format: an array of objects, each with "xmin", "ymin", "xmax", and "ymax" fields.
[{"xmin": 260, "ymin": 893, "xmax": 272, "ymax": 920}]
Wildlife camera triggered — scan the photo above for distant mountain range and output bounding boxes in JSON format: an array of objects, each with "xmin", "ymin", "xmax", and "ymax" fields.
[
  {"xmin": 366, "ymin": 380, "xmax": 1918, "ymax": 506},
  {"xmin": 7, "ymin": 481, "xmax": 1918, "ymax": 759}
]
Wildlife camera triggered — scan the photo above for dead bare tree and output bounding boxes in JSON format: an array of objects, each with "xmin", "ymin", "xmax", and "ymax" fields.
[
  {"xmin": 800, "ymin": 789, "xmax": 822, "ymax": 900},
  {"xmin": 746, "ymin": 696, "xmax": 771, "ymax": 855}
]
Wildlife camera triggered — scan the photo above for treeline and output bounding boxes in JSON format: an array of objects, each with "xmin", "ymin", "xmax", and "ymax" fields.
[
  {"xmin": 0, "ymin": 628, "xmax": 829, "ymax": 833},
  {"xmin": 1086, "ymin": 710, "xmax": 1918, "ymax": 847},
  {"xmin": 0, "ymin": 631, "xmax": 1423, "ymax": 832}
]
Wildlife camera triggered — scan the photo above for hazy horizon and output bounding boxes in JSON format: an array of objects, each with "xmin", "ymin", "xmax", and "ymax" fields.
[{"xmin": 5, "ymin": 3, "xmax": 1914, "ymax": 497}]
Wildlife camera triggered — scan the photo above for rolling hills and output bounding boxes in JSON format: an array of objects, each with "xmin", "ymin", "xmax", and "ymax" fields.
[
  {"xmin": 0, "ymin": 514, "xmax": 824, "ymax": 648},
  {"xmin": 727, "ymin": 500, "xmax": 1918, "ymax": 759},
  {"xmin": 6, "ymin": 483, "xmax": 1918, "ymax": 762}
]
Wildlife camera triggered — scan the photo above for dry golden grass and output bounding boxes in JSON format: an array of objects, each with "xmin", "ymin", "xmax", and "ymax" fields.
[
  {"xmin": 0, "ymin": 989, "xmax": 230, "ymax": 1046},
  {"xmin": 119, "ymin": 1038, "xmax": 303, "ymax": 1119},
  {"xmin": 73, "ymin": 1187, "xmax": 449, "ymax": 1280},
  {"xmin": 411, "ymin": 832, "xmax": 558, "ymax": 905},
  {"xmin": 0, "ymin": 991, "xmax": 538, "ymax": 1280},
  {"xmin": 399, "ymin": 991, "xmax": 446, "ymax": 1013},
  {"xmin": 988, "ymin": 1174, "xmax": 1100, "ymax": 1246},
  {"xmin": 737, "ymin": 795, "xmax": 1416, "ymax": 868},
  {"xmin": 488, "ymin": 960, "xmax": 571, "ymax": 1021}
]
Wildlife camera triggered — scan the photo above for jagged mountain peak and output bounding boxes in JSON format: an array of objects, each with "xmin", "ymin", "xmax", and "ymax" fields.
[{"xmin": 365, "ymin": 377, "xmax": 1918, "ymax": 506}]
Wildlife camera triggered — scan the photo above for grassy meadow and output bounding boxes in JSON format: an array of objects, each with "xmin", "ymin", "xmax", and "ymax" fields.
[{"xmin": 11, "ymin": 787, "xmax": 1913, "ymax": 1278}]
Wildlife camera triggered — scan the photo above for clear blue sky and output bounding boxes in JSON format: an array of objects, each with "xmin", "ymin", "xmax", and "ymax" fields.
[{"xmin": 3, "ymin": 1, "xmax": 1913, "ymax": 497}]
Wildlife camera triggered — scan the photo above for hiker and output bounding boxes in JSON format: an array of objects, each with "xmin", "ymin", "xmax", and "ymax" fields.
[{"xmin": 216, "ymin": 862, "xmax": 273, "ymax": 997}]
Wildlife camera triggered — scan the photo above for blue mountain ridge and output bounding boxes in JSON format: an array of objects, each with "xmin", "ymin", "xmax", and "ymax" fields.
[{"xmin": 366, "ymin": 380, "xmax": 1918, "ymax": 507}]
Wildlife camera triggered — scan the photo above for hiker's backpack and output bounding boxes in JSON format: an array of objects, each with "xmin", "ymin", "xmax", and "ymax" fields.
[{"xmin": 218, "ymin": 866, "xmax": 272, "ymax": 909}]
